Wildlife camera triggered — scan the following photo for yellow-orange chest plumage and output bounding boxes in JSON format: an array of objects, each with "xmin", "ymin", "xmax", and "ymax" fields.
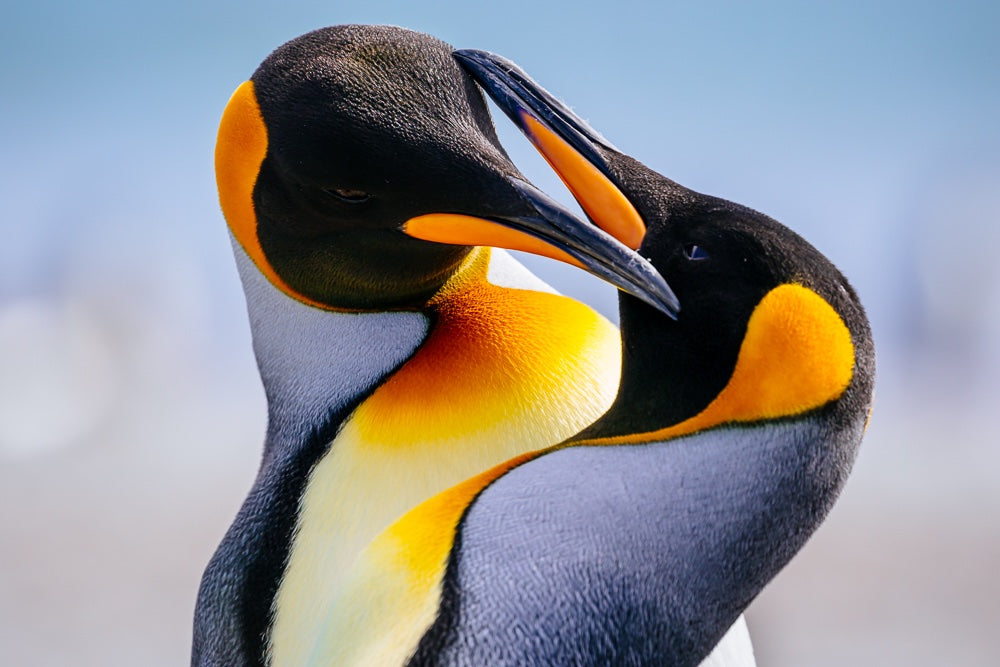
[{"xmin": 268, "ymin": 252, "xmax": 622, "ymax": 666}]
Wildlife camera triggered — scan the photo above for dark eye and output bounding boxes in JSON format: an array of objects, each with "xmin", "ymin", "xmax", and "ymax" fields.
[
  {"xmin": 324, "ymin": 187, "xmax": 371, "ymax": 204},
  {"xmin": 684, "ymin": 244, "xmax": 710, "ymax": 260}
]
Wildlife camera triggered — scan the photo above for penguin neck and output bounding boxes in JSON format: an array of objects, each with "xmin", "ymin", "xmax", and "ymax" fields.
[
  {"xmin": 231, "ymin": 238, "xmax": 431, "ymax": 455},
  {"xmin": 577, "ymin": 299, "xmax": 745, "ymax": 440},
  {"xmin": 197, "ymin": 241, "xmax": 486, "ymax": 667},
  {"xmin": 578, "ymin": 282, "xmax": 871, "ymax": 447}
]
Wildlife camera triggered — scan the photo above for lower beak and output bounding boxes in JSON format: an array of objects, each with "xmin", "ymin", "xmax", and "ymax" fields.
[
  {"xmin": 403, "ymin": 178, "xmax": 679, "ymax": 319},
  {"xmin": 454, "ymin": 50, "xmax": 650, "ymax": 252},
  {"xmin": 453, "ymin": 49, "xmax": 679, "ymax": 319}
]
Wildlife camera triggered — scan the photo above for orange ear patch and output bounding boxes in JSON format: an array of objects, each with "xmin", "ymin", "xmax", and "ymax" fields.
[
  {"xmin": 215, "ymin": 81, "xmax": 331, "ymax": 310},
  {"xmin": 216, "ymin": 81, "xmax": 269, "ymax": 271},
  {"xmin": 584, "ymin": 283, "xmax": 856, "ymax": 445}
]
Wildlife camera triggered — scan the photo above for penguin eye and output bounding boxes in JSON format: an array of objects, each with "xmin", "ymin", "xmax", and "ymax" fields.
[
  {"xmin": 324, "ymin": 187, "xmax": 372, "ymax": 204},
  {"xmin": 684, "ymin": 244, "xmax": 710, "ymax": 261}
]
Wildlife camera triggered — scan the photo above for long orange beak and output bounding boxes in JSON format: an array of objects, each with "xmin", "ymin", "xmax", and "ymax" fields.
[
  {"xmin": 217, "ymin": 78, "xmax": 676, "ymax": 315},
  {"xmin": 453, "ymin": 49, "xmax": 679, "ymax": 318},
  {"xmin": 454, "ymin": 51, "xmax": 646, "ymax": 246},
  {"xmin": 403, "ymin": 176, "xmax": 678, "ymax": 317}
]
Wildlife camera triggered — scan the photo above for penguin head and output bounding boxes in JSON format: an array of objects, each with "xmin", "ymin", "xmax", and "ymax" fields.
[
  {"xmin": 217, "ymin": 26, "xmax": 676, "ymax": 313},
  {"xmin": 619, "ymin": 169, "xmax": 873, "ymax": 430},
  {"xmin": 456, "ymin": 49, "xmax": 874, "ymax": 435}
]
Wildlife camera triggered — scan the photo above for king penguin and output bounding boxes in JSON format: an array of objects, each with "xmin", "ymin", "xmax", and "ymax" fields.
[
  {"xmin": 300, "ymin": 51, "xmax": 875, "ymax": 666},
  {"xmin": 192, "ymin": 26, "xmax": 678, "ymax": 667}
]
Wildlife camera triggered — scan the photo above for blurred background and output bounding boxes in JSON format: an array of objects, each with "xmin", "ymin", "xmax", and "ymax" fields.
[{"xmin": 2, "ymin": 1, "xmax": 997, "ymax": 664}]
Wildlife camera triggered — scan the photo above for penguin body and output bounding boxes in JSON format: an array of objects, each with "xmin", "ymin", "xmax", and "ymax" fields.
[
  {"xmin": 263, "ymin": 249, "xmax": 625, "ymax": 666},
  {"xmin": 196, "ymin": 244, "xmax": 624, "ymax": 666},
  {"xmin": 193, "ymin": 26, "xmax": 675, "ymax": 666},
  {"xmin": 301, "ymin": 50, "xmax": 874, "ymax": 666}
]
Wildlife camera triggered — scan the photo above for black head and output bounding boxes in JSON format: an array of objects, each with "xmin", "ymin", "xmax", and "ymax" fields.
[
  {"xmin": 611, "ymin": 156, "xmax": 873, "ymax": 434},
  {"xmin": 218, "ymin": 26, "xmax": 675, "ymax": 313},
  {"xmin": 457, "ymin": 49, "xmax": 875, "ymax": 436},
  {"xmin": 219, "ymin": 26, "xmax": 509, "ymax": 309}
]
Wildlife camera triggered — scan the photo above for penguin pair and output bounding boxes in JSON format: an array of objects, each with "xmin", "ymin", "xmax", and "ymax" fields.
[
  {"xmin": 195, "ymin": 23, "xmax": 873, "ymax": 665},
  {"xmin": 292, "ymin": 47, "xmax": 873, "ymax": 667},
  {"xmin": 195, "ymin": 25, "xmax": 675, "ymax": 667},
  {"xmin": 318, "ymin": 51, "xmax": 873, "ymax": 666}
]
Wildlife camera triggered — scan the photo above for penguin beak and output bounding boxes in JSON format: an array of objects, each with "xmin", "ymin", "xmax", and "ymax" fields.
[
  {"xmin": 452, "ymin": 49, "xmax": 679, "ymax": 319},
  {"xmin": 404, "ymin": 177, "xmax": 677, "ymax": 317},
  {"xmin": 454, "ymin": 51, "xmax": 646, "ymax": 246}
]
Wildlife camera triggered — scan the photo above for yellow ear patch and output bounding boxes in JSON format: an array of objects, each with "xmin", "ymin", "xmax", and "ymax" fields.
[
  {"xmin": 216, "ymin": 80, "xmax": 331, "ymax": 310},
  {"xmin": 713, "ymin": 283, "xmax": 855, "ymax": 422},
  {"xmin": 216, "ymin": 81, "xmax": 269, "ymax": 271},
  {"xmin": 587, "ymin": 283, "xmax": 856, "ymax": 445}
]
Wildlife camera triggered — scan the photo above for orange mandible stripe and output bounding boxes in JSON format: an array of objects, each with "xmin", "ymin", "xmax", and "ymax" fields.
[
  {"xmin": 582, "ymin": 284, "xmax": 856, "ymax": 446},
  {"xmin": 404, "ymin": 213, "xmax": 586, "ymax": 269},
  {"xmin": 521, "ymin": 114, "xmax": 646, "ymax": 250}
]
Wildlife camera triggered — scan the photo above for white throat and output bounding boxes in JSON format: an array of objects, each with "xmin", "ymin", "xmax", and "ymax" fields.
[{"xmin": 230, "ymin": 237, "xmax": 430, "ymax": 445}]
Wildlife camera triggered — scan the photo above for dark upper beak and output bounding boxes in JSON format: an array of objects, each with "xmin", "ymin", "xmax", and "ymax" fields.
[
  {"xmin": 403, "ymin": 176, "xmax": 679, "ymax": 318},
  {"xmin": 454, "ymin": 48, "xmax": 678, "ymax": 318}
]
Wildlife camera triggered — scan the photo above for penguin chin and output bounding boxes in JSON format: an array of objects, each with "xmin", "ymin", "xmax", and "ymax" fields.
[{"xmin": 254, "ymin": 224, "xmax": 475, "ymax": 311}]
